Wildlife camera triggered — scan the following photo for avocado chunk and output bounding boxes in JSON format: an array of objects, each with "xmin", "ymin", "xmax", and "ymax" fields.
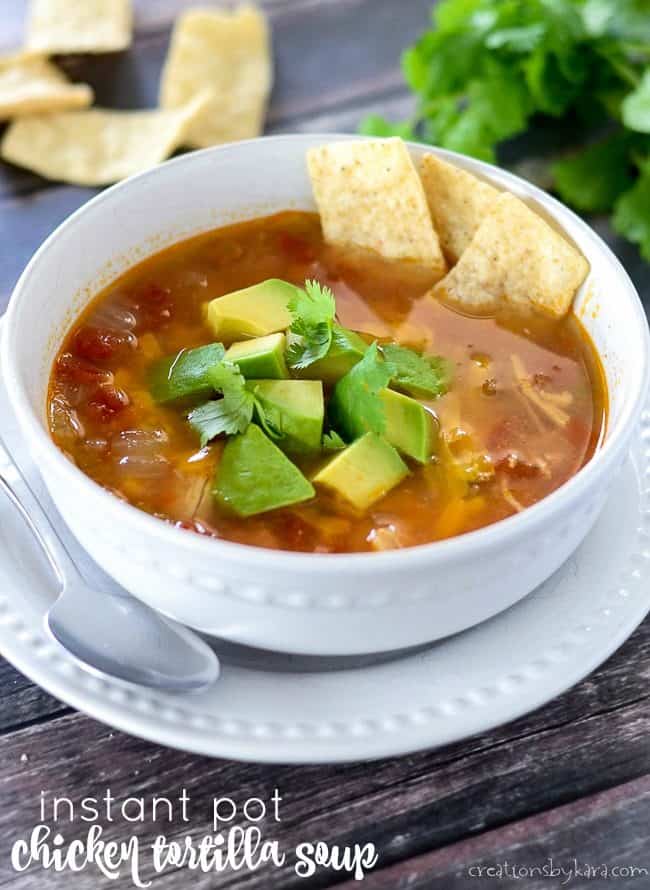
[
  {"xmin": 225, "ymin": 333, "xmax": 289, "ymax": 379},
  {"xmin": 149, "ymin": 342, "xmax": 225, "ymax": 404},
  {"xmin": 295, "ymin": 325, "xmax": 367, "ymax": 383},
  {"xmin": 248, "ymin": 379, "xmax": 324, "ymax": 454},
  {"xmin": 214, "ymin": 423, "xmax": 315, "ymax": 517},
  {"xmin": 205, "ymin": 279, "xmax": 297, "ymax": 342},
  {"xmin": 380, "ymin": 389, "xmax": 437, "ymax": 463},
  {"xmin": 313, "ymin": 432, "xmax": 409, "ymax": 511}
]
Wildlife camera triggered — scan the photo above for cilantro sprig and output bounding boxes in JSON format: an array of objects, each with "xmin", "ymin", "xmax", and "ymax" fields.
[
  {"xmin": 380, "ymin": 343, "xmax": 451, "ymax": 399},
  {"xmin": 286, "ymin": 280, "xmax": 337, "ymax": 369},
  {"xmin": 360, "ymin": 0, "xmax": 650, "ymax": 260},
  {"xmin": 189, "ymin": 359, "xmax": 291, "ymax": 446},
  {"xmin": 322, "ymin": 430, "xmax": 347, "ymax": 451},
  {"xmin": 188, "ymin": 361, "xmax": 255, "ymax": 446}
]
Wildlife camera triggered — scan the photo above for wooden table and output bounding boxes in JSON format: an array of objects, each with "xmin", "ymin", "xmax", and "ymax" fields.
[{"xmin": 1, "ymin": 2, "xmax": 649, "ymax": 887}]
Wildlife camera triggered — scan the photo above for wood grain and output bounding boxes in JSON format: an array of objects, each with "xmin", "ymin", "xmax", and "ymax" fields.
[
  {"xmin": 1, "ymin": 619, "xmax": 649, "ymax": 888},
  {"xmin": 336, "ymin": 776, "xmax": 650, "ymax": 889},
  {"xmin": 0, "ymin": 660, "xmax": 69, "ymax": 735}
]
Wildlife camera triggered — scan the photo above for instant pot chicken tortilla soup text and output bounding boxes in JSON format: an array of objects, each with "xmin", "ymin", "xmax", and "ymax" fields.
[{"xmin": 47, "ymin": 140, "xmax": 606, "ymax": 553}]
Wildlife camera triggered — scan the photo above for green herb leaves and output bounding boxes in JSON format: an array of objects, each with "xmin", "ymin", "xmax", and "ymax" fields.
[
  {"xmin": 623, "ymin": 70, "xmax": 650, "ymax": 134},
  {"xmin": 613, "ymin": 167, "xmax": 650, "ymax": 260},
  {"xmin": 380, "ymin": 343, "xmax": 451, "ymax": 399},
  {"xmin": 551, "ymin": 134, "xmax": 634, "ymax": 213},
  {"xmin": 322, "ymin": 430, "xmax": 347, "ymax": 451},
  {"xmin": 329, "ymin": 342, "xmax": 395, "ymax": 440},
  {"xmin": 182, "ymin": 280, "xmax": 453, "ymax": 455},
  {"xmin": 359, "ymin": 0, "xmax": 650, "ymax": 260},
  {"xmin": 149, "ymin": 342, "xmax": 225, "ymax": 404},
  {"xmin": 189, "ymin": 361, "xmax": 255, "ymax": 445},
  {"xmin": 286, "ymin": 279, "xmax": 336, "ymax": 369}
]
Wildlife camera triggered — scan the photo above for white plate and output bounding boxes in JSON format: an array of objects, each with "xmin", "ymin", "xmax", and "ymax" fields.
[{"xmin": 1, "ymin": 354, "xmax": 649, "ymax": 762}]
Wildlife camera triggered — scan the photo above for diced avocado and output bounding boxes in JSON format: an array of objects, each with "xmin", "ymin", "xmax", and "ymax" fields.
[
  {"xmin": 313, "ymin": 432, "xmax": 409, "ymax": 511},
  {"xmin": 149, "ymin": 343, "xmax": 225, "ymax": 404},
  {"xmin": 295, "ymin": 325, "xmax": 368, "ymax": 383},
  {"xmin": 225, "ymin": 333, "xmax": 289, "ymax": 379},
  {"xmin": 205, "ymin": 279, "xmax": 297, "ymax": 342},
  {"xmin": 248, "ymin": 379, "xmax": 324, "ymax": 454},
  {"xmin": 380, "ymin": 389, "xmax": 437, "ymax": 463},
  {"xmin": 214, "ymin": 423, "xmax": 314, "ymax": 517}
]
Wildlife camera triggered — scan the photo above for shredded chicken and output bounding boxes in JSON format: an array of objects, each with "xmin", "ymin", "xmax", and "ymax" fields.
[{"xmin": 511, "ymin": 354, "xmax": 571, "ymax": 427}]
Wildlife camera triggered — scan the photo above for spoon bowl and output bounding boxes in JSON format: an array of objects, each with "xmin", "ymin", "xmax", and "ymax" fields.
[{"xmin": 0, "ymin": 446, "xmax": 220, "ymax": 693}]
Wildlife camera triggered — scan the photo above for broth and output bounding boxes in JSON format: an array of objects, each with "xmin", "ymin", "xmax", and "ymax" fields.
[{"xmin": 47, "ymin": 211, "xmax": 607, "ymax": 553}]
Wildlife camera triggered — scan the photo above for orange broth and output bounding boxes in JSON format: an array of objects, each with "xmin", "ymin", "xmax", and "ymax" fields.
[{"xmin": 47, "ymin": 211, "xmax": 607, "ymax": 553}]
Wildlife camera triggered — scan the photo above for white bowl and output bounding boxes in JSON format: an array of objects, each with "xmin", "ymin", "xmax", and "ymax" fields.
[{"xmin": 2, "ymin": 135, "xmax": 649, "ymax": 655}]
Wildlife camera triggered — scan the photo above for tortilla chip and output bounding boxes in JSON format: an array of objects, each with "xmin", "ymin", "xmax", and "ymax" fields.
[
  {"xmin": 419, "ymin": 153, "xmax": 499, "ymax": 264},
  {"xmin": 159, "ymin": 6, "xmax": 272, "ymax": 149},
  {"xmin": 0, "ymin": 95, "xmax": 208, "ymax": 186},
  {"xmin": 434, "ymin": 192, "xmax": 589, "ymax": 318},
  {"xmin": 308, "ymin": 139, "xmax": 447, "ymax": 276},
  {"xmin": 0, "ymin": 52, "xmax": 93, "ymax": 121},
  {"xmin": 26, "ymin": 0, "xmax": 132, "ymax": 54}
]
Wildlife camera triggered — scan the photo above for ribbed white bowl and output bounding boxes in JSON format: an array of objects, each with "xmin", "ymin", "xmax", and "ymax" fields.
[{"xmin": 2, "ymin": 135, "xmax": 648, "ymax": 654}]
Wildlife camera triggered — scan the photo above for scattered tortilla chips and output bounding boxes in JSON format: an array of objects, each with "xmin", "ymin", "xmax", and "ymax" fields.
[
  {"xmin": 419, "ymin": 153, "xmax": 499, "ymax": 264},
  {"xmin": 159, "ymin": 5, "xmax": 272, "ymax": 149},
  {"xmin": 0, "ymin": 94, "xmax": 208, "ymax": 186},
  {"xmin": 0, "ymin": 52, "xmax": 93, "ymax": 121},
  {"xmin": 26, "ymin": 0, "xmax": 132, "ymax": 54},
  {"xmin": 308, "ymin": 139, "xmax": 447, "ymax": 276},
  {"xmin": 434, "ymin": 192, "xmax": 589, "ymax": 318}
]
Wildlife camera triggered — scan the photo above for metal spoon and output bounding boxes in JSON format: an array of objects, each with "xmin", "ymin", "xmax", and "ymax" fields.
[{"xmin": 0, "ymin": 443, "xmax": 220, "ymax": 693}]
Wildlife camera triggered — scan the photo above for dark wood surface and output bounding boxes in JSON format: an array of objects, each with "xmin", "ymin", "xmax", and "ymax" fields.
[{"xmin": 1, "ymin": 2, "xmax": 649, "ymax": 887}]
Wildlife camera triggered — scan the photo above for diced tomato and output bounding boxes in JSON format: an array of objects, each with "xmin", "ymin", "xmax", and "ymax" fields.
[
  {"xmin": 130, "ymin": 282, "xmax": 174, "ymax": 332},
  {"xmin": 56, "ymin": 352, "xmax": 112, "ymax": 385},
  {"xmin": 273, "ymin": 512, "xmax": 314, "ymax": 550},
  {"xmin": 85, "ymin": 384, "xmax": 131, "ymax": 423},
  {"xmin": 73, "ymin": 326, "xmax": 135, "ymax": 362}
]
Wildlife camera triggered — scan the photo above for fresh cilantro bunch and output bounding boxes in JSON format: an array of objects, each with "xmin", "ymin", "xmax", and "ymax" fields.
[
  {"xmin": 286, "ymin": 279, "xmax": 337, "ymax": 369},
  {"xmin": 360, "ymin": 0, "xmax": 650, "ymax": 259}
]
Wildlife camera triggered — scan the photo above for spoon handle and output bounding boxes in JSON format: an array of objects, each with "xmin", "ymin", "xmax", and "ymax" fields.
[{"xmin": 0, "ymin": 440, "xmax": 80, "ymax": 590}]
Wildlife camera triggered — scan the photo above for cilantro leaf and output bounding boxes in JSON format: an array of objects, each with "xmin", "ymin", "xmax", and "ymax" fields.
[
  {"xmin": 380, "ymin": 344, "xmax": 451, "ymax": 399},
  {"xmin": 552, "ymin": 133, "xmax": 634, "ymax": 212},
  {"xmin": 286, "ymin": 280, "xmax": 337, "ymax": 370},
  {"xmin": 188, "ymin": 361, "xmax": 254, "ymax": 445},
  {"xmin": 582, "ymin": 0, "xmax": 650, "ymax": 42},
  {"xmin": 149, "ymin": 342, "xmax": 225, "ymax": 404},
  {"xmin": 322, "ymin": 430, "xmax": 347, "ymax": 451},
  {"xmin": 359, "ymin": 114, "xmax": 419, "ymax": 141},
  {"xmin": 622, "ymin": 70, "xmax": 650, "ymax": 134},
  {"xmin": 613, "ymin": 168, "xmax": 650, "ymax": 261},
  {"xmin": 329, "ymin": 342, "xmax": 394, "ymax": 440},
  {"xmin": 289, "ymin": 279, "xmax": 336, "ymax": 328}
]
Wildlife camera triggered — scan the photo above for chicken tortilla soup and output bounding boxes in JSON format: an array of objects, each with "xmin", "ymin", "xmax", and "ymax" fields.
[{"xmin": 47, "ymin": 140, "xmax": 606, "ymax": 553}]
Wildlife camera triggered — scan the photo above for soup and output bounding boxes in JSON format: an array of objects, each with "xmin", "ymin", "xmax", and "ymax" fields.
[{"xmin": 47, "ymin": 210, "xmax": 606, "ymax": 553}]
